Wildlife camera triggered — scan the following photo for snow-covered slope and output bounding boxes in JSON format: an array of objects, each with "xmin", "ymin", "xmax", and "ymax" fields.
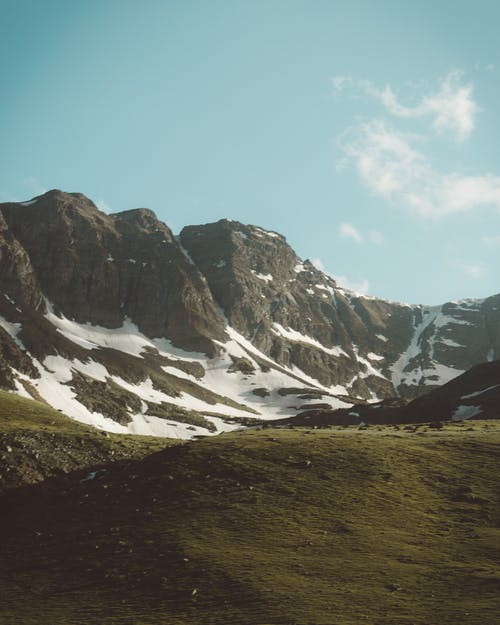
[
  {"xmin": 7, "ymin": 308, "xmax": 353, "ymax": 438},
  {"xmin": 0, "ymin": 189, "xmax": 498, "ymax": 438}
]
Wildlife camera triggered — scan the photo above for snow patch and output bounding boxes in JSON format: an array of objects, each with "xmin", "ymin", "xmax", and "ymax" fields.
[
  {"xmin": 251, "ymin": 271, "xmax": 273, "ymax": 282},
  {"xmin": 461, "ymin": 384, "xmax": 500, "ymax": 399},
  {"xmin": 253, "ymin": 227, "xmax": 280, "ymax": 238},
  {"xmin": 315, "ymin": 284, "xmax": 334, "ymax": 296},
  {"xmin": 452, "ymin": 404, "xmax": 482, "ymax": 421},
  {"xmin": 271, "ymin": 323, "xmax": 348, "ymax": 357},
  {"xmin": 46, "ymin": 310, "xmax": 156, "ymax": 357},
  {"xmin": 0, "ymin": 316, "xmax": 23, "ymax": 349},
  {"xmin": 440, "ymin": 338, "xmax": 464, "ymax": 348}
]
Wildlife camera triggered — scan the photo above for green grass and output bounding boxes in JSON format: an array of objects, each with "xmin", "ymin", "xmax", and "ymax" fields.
[
  {"xmin": 0, "ymin": 390, "xmax": 178, "ymax": 493},
  {"xmin": 1, "ymin": 423, "xmax": 499, "ymax": 624}
]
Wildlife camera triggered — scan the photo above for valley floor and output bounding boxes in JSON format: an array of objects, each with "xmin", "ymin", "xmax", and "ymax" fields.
[{"xmin": 1, "ymin": 423, "xmax": 500, "ymax": 625}]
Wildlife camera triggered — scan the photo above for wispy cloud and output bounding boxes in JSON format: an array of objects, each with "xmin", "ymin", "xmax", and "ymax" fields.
[
  {"xmin": 338, "ymin": 222, "xmax": 384, "ymax": 244},
  {"xmin": 332, "ymin": 71, "xmax": 479, "ymax": 142},
  {"xmin": 311, "ymin": 258, "xmax": 369, "ymax": 295},
  {"xmin": 96, "ymin": 199, "xmax": 112, "ymax": 213},
  {"xmin": 463, "ymin": 261, "xmax": 487, "ymax": 279},
  {"xmin": 333, "ymin": 274, "xmax": 370, "ymax": 294},
  {"xmin": 339, "ymin": 222, "xmax": 363, "ymax": 243},
  {"xmin": 331, "ymin": 75, "xmax": 352, "ymax": 96},
  {"xmin": 340, "ymin": 120, "xmax": 500, "ymax": 218},
  {"xmin": 311, "ymin": 258, "xmax": 326, "ymax": 272},
  {"xmin": 482, "ymin": 234, "xmax": 500, "ymax": 245},
  {"xmin": 369, "ymin": 71, "xmax": 478, "ymax": 142}
]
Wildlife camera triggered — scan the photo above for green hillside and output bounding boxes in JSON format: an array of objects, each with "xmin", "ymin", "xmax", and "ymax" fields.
[
  {"xmin": 1, "ymin": 422, "xmax": 499, "ymax": 625},
  {"xmin": 0, "ymin": 390, "xmax": 176, "ymax": 492}
]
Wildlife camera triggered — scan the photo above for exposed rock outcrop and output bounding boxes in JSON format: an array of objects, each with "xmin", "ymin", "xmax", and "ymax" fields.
[{"xmin": 0, "ymin": 190, "xmax": 497, "ymax": 437}]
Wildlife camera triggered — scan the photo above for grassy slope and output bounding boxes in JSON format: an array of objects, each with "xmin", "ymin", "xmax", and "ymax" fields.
[
  {"xmin": 1, "ymin": 422, "xmax": 499, "ymax": 625},
  {"xmin": 0, "ymin": 390, "xmax": 177, "ymax": 493}
]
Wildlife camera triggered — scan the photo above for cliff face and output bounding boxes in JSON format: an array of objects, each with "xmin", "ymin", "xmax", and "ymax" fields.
[
  {"xmin": 181, "ymin": 219, "xmax": 499, "ymax": 398},
  {"xmin": 0, "ymin": 190, "xmax": 227, "ymax": 354},
  {"xmin": 0, "ymin": 190, "xmax": 497, "ymax": 438}
]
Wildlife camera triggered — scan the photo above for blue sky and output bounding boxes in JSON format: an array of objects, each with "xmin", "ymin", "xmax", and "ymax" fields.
[{"xmin": 1, "ymin": 0, "xmax": 499, "ymax": 304}]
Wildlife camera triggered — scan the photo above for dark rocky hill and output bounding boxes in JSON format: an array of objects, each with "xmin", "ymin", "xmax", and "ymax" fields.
[
  {"xmin": 0, "ymin": 190, "xmax": 498, "ymax": 436},
  {"xmin": 274, "ymin": 359, "xmax": 500, "ymax": 428}
]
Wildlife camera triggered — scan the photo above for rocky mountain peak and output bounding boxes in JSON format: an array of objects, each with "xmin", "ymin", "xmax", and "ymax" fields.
[
  {"xmin": 0, "ymin": 190, "xmax": 497, "ymax": 438},
  {"xmin": 0, "ymin": 192, "xmax": 227, "ymax": 353}
]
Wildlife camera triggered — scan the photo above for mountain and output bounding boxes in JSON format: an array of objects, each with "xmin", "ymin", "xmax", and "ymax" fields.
[
  {"xmin": 274, "ymin": 359, "xmax": 500, "ymax": 428},
  {"xmin": 0, "ymin": 189, "xmax": 498, "ymax": 437}
]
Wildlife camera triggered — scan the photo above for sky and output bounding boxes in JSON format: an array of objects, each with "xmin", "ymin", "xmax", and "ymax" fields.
[{"xmin": 1, "ymin": 0, "xmax": 499, "ymax": 305}]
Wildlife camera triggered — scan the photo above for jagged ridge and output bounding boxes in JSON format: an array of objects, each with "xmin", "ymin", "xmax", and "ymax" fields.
[{"xmin": 0, "ymin": 190, "xmax": 497, "ymax": 437}]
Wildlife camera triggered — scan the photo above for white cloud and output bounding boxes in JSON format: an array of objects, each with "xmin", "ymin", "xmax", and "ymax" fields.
[
  {"xmin": 333, "ymin": 71, "xmax": 479, "ymax": 142},
  {"xmin": 96, "ymin": 199, "xmax": 112, "ymax": 213},
  {"xmin": 486, "ymin": 64, "xmax": 495, "ymax": 72},
  {"xmin": 311, "ymin": 258, "xmax": 369, "ymax": 295},
  {"xmin": 482, "ymin": 235, "xmax": 500, "ymax": 245},
  {"xmin": 372, "ymin": 71, "xmax": 478, "ymax": 142},
  {"xmin": 311, "ymin": 258, "xmax": 325, "ymax": 272},
  {"xmin": 333, "ymin": 274, "xmax": 370, "ymax": 295},
  {"xmin": 463, "ymin": 262, "xmax": 487, "ymax": 279},
  {"xmin": 340, "ymin": 120, "xmax": 500, "ymax": 218},
  {"xmin": 331, "ymin": 75, "xmax": 352, "ymax": 96},
  {"xmin": 339, "ymin": 222, "xmax": 363, "ymax": 243},
  {"xmin": 337, "ymin": 223, "xmax": 384, "ymax": 245}
]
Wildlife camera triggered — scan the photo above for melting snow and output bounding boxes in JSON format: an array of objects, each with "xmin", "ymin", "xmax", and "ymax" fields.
[
  {"xmin": 440, "ymin": 338, "xmax": 464, "ymax": 348},
  {"xmin": 355, "ymin": 350, "xmax": 387, "ymax": 380},
  {"xmin": 0, "ymin": 316, "xmax": 23, "ymax": 349},
  {"xmin": 251, "ymin": 271, "xmax": 273, "ymax": 282},
  {"xmin": 390, "ymin": 306, "xmax": 440, "ymax": 388},
  {"xmin": 271, "ymin": 323, "xmax": 348, "ymax": 357},
  {"xmin": 420, "ymin": 363, "xmax": 465, "ymax": 385},
  {"xmin": 253, "ymin": 227, "xmax": 280, "ymax": 238},
  {"xmin": 18, "ymin": 306, "xmax": 357, "ymax": 438},
  {"xmin": 46, "ymin": 310, "xmax": 158, "ymax": 357},
  {"xmin": 461, "ymin": 384, "xmax": 500, "ymax": 399},
  {"xmin": 452, "ymin": 404, "xmax": 482, "ymax": 421},
  {"xmin": 315, "ymin": 284, "xmax": 334, "ymax": 296}
]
